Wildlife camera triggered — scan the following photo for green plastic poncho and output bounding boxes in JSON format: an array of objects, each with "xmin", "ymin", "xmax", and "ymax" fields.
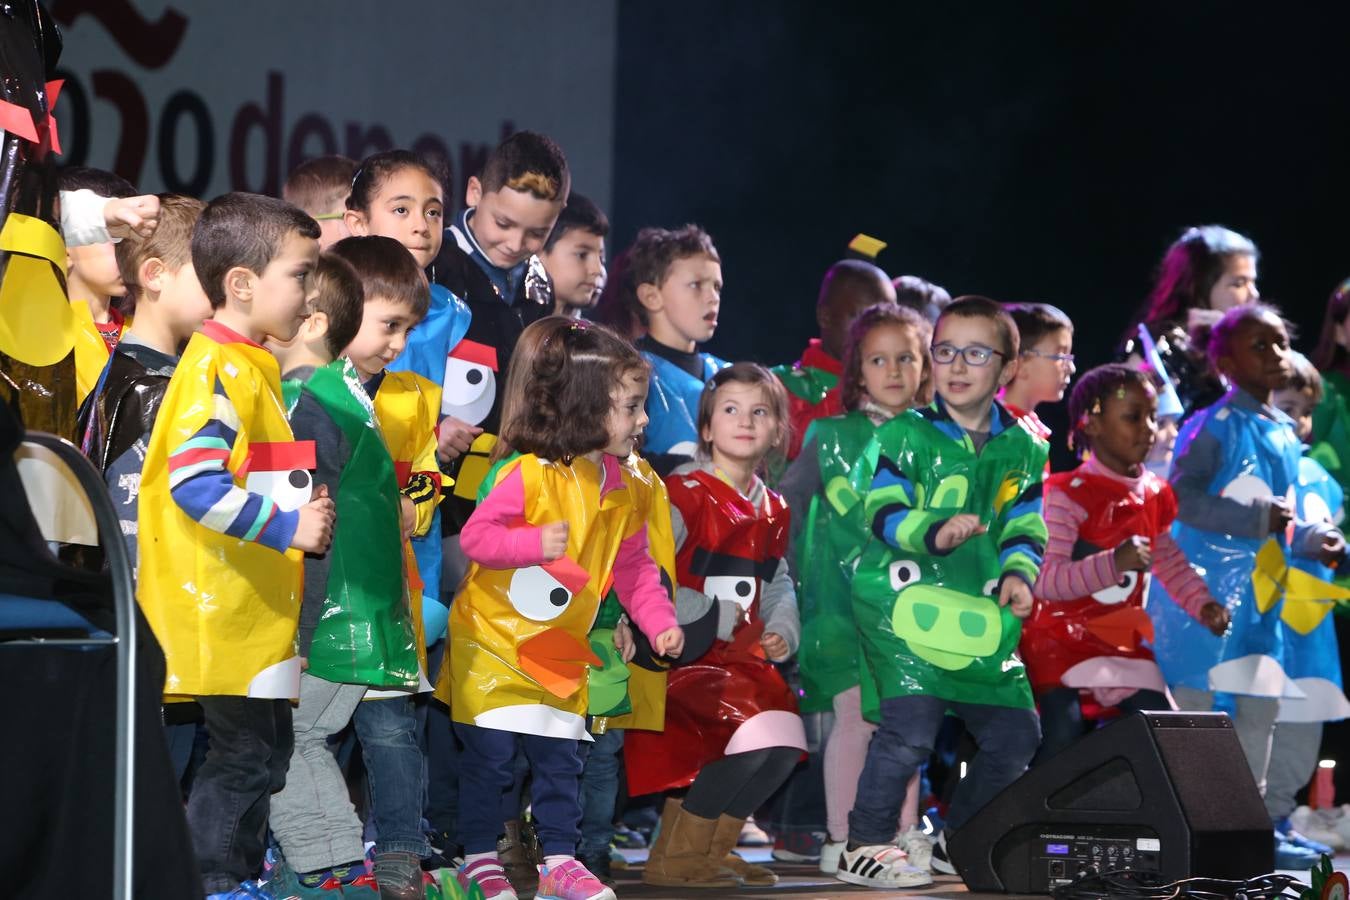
[
  {"xmin": 302, "ymin": 359, "xmax": 419, "ymax": 687},
  {"xmin": 850, "ymin": 403, "xmax": 1048, "ymax": 714}
]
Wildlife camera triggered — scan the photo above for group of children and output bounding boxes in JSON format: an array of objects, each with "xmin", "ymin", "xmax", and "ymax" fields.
[{"xmin": 50, "ymin": 128, "xmax": 1350, "ymax": 900}]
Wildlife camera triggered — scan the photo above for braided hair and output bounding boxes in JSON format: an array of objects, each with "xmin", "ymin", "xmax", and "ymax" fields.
[{"xmin": 1067, "ymin": 363, "xmax": 1155, "ymax": 456}]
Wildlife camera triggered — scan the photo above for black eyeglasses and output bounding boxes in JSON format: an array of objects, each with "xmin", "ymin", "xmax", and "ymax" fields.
[{"xmin": 931, "ymin": 343, "xmax": 1006, "ymax": 367}]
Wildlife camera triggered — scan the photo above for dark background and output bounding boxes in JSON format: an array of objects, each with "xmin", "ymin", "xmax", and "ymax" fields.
[{"xmin": 612, "ymin": 3, "xmax": 1348, "ymax": 387}]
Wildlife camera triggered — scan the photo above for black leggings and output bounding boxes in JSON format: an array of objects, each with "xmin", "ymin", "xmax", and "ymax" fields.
[{"xmin": 682, "ymin": 747, "xmax": 801, "ymax": 820}]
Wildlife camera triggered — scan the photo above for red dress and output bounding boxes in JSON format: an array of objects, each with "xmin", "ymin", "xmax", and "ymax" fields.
[
  {"xmin": 625, "ymin": 469, "xmax": 804, "ymax": 795},
  {"xmin": 1020, "ymin": 469, "xmax": 1174, "ymax": 697}
]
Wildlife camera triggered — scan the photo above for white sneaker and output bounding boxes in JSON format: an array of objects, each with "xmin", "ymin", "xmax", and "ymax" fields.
[
  {"xmin": 819, "ymin": 839, "xmax": 846, "ymax": 874},
  {"xmin": 739, "ymin": 816, "xmax": 772, "ymax": 846},
  {"xmin": 836, "ymin": 844, "xmax": 934, "ymax": 889},
  {"xmin": 930, "ymin": 831, "xmax": 957, "ymax": 876},
  {"xmin": 1291, "ymin": 806, "xmax": 1346, "ymax": 851},
  {"xmin": 901, "ymin": 826, "xmax": 935, "ymax": 871}
]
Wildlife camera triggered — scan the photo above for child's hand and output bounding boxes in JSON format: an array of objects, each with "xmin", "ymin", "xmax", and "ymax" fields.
[
  {"xmin": 613, "ymin": 618, "xmax": 636, "ymax": 664},
  {"xmin": 103, "ymin": 194, "xmax": 160, "ymax": 239},
  {"xmin": 399, "ymin": 496, "xmax": 416, "ymax": 541},
  {"xmin": 1199, "ymin": 601, "xmax": 1230, "ymax": 636},
  {"xmin": 1113, "ymin": 535, "xmax": 1152, "ymax": 573},
  {"xmin": 998, "ymin": 577, "xmax": 1034, "ymax": 619},
  {"xmin": 436, "ymin": 416, "xmax": 483, "ymax": 462},
  {"xmin": 934, "ymin": 514, "xmax": 986, "ymax": 552},
  {"xmin": 300, "ymin": 656, "xmax": 309, "ymax": 671},
  {"xmin": 1268, "ymin": 497, "xmax": 1292, "ymax": 535},
  {"xmin": 1320, "ymin": 530, "xmax": 1346, "ymax": 567},
  {"xmin": 761, "ymin": 632, "xmax": 790, "ymax": 662},
  {"xmin": 653, "ymin": 626, "xmax": 684, "ymax": 658},
  {"xmin": 539, "ymin": 521, "xmax": 569, "ymax": 560},
  {"xmin": 292, "ymin": 484, "xmax": 336, "ymax": 553}
]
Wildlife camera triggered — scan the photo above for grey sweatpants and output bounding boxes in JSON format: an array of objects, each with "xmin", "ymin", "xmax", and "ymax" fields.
[
  {"xmin": 1171, "ymin": 687, "xmax": 1278, "ymax": 797},
  {"xmin": 269, "ymin": 673, "xmax": 369, "ymax": 873},
  {"xmin": 1264, "ymin": 721, "xmax": 1323, "ymax": 819}
]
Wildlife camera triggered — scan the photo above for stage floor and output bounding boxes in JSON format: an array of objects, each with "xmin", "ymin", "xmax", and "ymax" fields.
[{"xmin": 603, "ymin": 846, "xmax": 1340, "ymax": 899}]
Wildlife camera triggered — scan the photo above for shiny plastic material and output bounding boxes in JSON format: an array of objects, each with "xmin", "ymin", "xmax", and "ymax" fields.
[
  {"xmin": 1311, "ymin": 371, "xmax": 1350, "ymax": 501},
  {"xmin": 1021, "ymin": 466, "xmax": 1174, "ymax": 696},
  {"xmin": 1148, "ymin": 393, "xmax": 1301, "ymax": 698},
  {"xmin": 441, "ymin": 453, "xmax": 666, "ymax": 741},
  {"xmin": 640, "ymin": 349, "xmax": 727, "ymax": 458},
  {"xmin": 849, "ymin": 409, "xmax": 1047, "ymax": 715},
  {"xmin": 795, "ymin": 411, "xmax": 875, "ymax": 712},
  {"xmin": 625, "ymin": 467, "xmax": 802, "ymax": 796},
  {"xmin": 299, "ymin": 360, "xmax": 419, "ymax": 688},
  {"xmin": 136, "ymin": 333, "xmax": 303, "ymax": 699},
  {"xmin": 1278, "ymin": 456, "xmax": 1350, "ymax": 722}
]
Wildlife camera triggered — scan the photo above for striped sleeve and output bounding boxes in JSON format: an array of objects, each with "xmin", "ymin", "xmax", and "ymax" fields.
[
  {"xmin": 997, "ymin": 480, "xmax": 1047, "ymax": 586},
  {"xmin": 167, "ymin": 377, "xmax": 299, "ymax": 553},
  {"xmin": 1152, "ymin": 530, "xmax": 1213, "ymax": 618},
  {"xmin": 402, "ymin": 408, "xmax": 443, "ymax": 538},
  {"xmin": 865, "ymin": 455, "xmax": 948, "ymax": 555},
  {"xmin": 1033, "ymin": 486, "xmax": 1119, "ymax": 600}
]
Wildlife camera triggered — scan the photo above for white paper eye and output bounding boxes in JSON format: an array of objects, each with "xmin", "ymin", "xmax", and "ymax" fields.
[
  {"xmin": 704, "ymin": 575, "xmax": 757, "ymax": 612},
  {"xmin": 246, "ymin": 468, "xmax": 312, "ymax": 513},
  {"xmin": 1091, "ymin": 570, "xmax": 1140, "ymax": 605},
  {"xmin": 983, "ymin": 578, "xmax": 999, "ymax": 596},
  {"xmin": 441, "ymin": 357, "xmax": 496, "ymax": 425},
  {"xmin": 1219, "ymin": 474, "xmax": 1273, "ymax": 506},
  {"xmin": 1301, "ymin": 492, "xmax": 1333, "ymax": 526},
  {"xmin": 889, "ymin": 560, "xmax": 922, "ymax": 591},
  {"xmin": 508, "ymin": 566, "xmax": 573, "ymax": 622}
]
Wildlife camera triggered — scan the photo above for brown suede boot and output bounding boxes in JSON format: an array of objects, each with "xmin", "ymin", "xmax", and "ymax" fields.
[
  {"xmin": 499, "ymin": 818, "xmax": 539, "ymax": 898},
  {"xmin": 710, "ymin": 814, "xmax": 779, "ymax": 886},
  {"xmin": 642, "ymin": 798, "xmax": 738, "ymax": 888}
]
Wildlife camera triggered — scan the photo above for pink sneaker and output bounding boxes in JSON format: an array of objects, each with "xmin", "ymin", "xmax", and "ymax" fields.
[
  {"xmin": 457, "ymin": 857, "xmax": 519, "ymax": 900},
  {"xmin": 536, "ymin": 859, "xmax": 616, "ymax": 900}
]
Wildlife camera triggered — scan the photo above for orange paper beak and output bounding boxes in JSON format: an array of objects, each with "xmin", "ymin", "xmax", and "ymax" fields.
[
  {"xmin": 519, "ymin": 627, "xmax": 603, "ymax": 699},
  {"xmin": 1085, "ymin": 606, "xmax": 1154, "ymax": 651}
]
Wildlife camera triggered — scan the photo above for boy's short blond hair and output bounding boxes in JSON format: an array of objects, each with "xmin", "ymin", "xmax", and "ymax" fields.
[
  {"xmin": 115, "ymin": 194, "xmax": 206, "ymax": 308},
  {"xmin": 283, "ymin": 155, "xmax": 358, "ymax": 217}
]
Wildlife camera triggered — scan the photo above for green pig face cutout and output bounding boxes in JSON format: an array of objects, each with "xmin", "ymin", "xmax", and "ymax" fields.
[
  {"xmin": 886, "ymin": 470, "xmax": 1004, "ymax": 671},
  {"xmin": 888, "ymin": 558, "xmax": 1001, "ymax": 671}
]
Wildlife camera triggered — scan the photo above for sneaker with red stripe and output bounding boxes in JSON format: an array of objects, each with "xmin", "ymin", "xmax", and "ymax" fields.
[{"xmin": 457, "ymin": 857, "xmax": 518, "ymax": 900}]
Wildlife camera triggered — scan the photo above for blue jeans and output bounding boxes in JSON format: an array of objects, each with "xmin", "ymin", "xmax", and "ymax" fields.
[
  {"xmin": 455, "ymin": 722, "xmax": 583, "ymax": 857},
  {"xmin": 578, "ymin": 728, "xmax": 623, "ymax": 857},
  {"xmin": 353, "ymin": 696, "xmax": 430, "ymax": 858},
  {"xmin": 849, "ymin": 695, "xmax": 1039, "ymax": 844},
  {"xmin": 187, "ymin": 697, "xmax": 293, "ymax": 893}
]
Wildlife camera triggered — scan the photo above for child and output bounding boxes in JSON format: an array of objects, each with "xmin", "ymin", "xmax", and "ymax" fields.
[
  {"xmin": 330, "ymin": 235, "xmax": 444, "ymax": 890},
  {"xmin": 345, "ymin": 149, "xmax": 468, "ymax": 644},
  {"xmin": 778, "ymin": 303, "xmax": 933, "ymax": 874},
  {"xmin": 1000, "ymin": 302, "xmax": 1075, "ymax": 442},
  {"xmin": 1310, "ymin": 278, "xmax": 1350, "ymax": 498},
  {"xmin": 618, "ymin": 224, "xmax": 727, "ymax": 473},
  {"xmin": 264, "ymin": 251, "xmax": 426, "ymax": 897},
  {"xmin": 58, "ymin": 166, "xmax": 137, "ymax": 403},
  {"xmin": 1149, "ymin": 304, "xmax": 1340, "ymax": 866},
  {"xmin": 283, "ymin": 154, "xmax": 358, "ymax": 249},
  {"xmin": 1022, "ymin": 364, "xmax": 1228, "ymax": 763},
  {"xmin": 1268, "ymin": 351, "xmax": 1349, "ymax": 866},
  {"xmin": 430, "ymin": 131, "xmax": 569, "ymax": 525},
  {"xmin": 136, "ymin": 193, "xmax": 335, "ymax": 897},
  {"xmin": 540, "ymin": 192, "xmax": 609, "ymax": 317},
  {"xmin": 836, "ymin": 296, "xmax": 1047, "ymax": 889},
  {"xmin": 77, "ymin": 194, "xmax": 209, "ymax": 565},
  {"xmin": 892, "ymin": 274, "xmax": 952, "ymax": 323},
  {"xmin": 1126, "ymin": 225, "xmax": 1260, "ymax": 417},
  {"xmin": 627, "ymin": 363, "xmax": 804, "ymax": 890},
  {"xmin": 443, "ymin": 316, "xmax": 683, "ymax": 900},
  {"xmin": 773, "ymin": 260, "xmax": 896, "ymax": 462}
]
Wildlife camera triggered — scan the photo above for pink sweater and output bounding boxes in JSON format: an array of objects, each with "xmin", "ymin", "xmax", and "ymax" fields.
[
  {"xmin": 460, "ymin": 460, "xmax": 679, "ymax": 641},
  {"xmin": 1035, "ymin": 457, "xmax": 1212, "ymax": 619}
]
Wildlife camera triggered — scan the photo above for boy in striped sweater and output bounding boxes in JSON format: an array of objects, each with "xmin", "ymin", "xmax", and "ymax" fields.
[{"xmin": 136, "ymin": 193, "xmax": 336, "ymax": 898}]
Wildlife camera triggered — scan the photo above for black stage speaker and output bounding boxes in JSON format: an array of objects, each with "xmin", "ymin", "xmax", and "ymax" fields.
[{"xmin": 947, "ymin": 711, "xmax": 1273, "ymax": 893}]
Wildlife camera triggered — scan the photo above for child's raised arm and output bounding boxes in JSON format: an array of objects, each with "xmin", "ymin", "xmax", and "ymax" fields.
[
  {"xmin": 1034, "ymin": 485, "xmax": 1120, "ymax": 600},
  {"xmin": 612, "ymin": 523, "xmax": 682, "ymax": 652},
  {"xmin": 1171, "ymin": 427, "xmax": 1282, "ymax": 537},
  {"xmin": 865, "ymin": 455, "xmax": 952, "ymax": 555}
]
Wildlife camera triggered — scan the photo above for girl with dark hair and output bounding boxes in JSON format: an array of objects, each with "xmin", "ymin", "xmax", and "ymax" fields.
[
  {"xmin": 1123, "ymin": 225, "xmax": 1260, "ymax": 417},
  {"xmin": 442, "ymin": 317, "xmax": 684, "ymax": 900},
  {"xmin": 777, "ymin": 302, "xmax": 935, "ymax": 876},
  {"xmin": 1020, "ymin": 364, "xmax": 1227, "ymax": 763}
]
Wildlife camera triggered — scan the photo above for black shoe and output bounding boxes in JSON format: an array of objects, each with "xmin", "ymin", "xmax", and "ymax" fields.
[
  {"xmin": 931, "ymin": 831, "xmax": 957, "ymax": 875},
  {"xmin": 577, "ymin": 851, "xmax": 616, "ymax": 887}
]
